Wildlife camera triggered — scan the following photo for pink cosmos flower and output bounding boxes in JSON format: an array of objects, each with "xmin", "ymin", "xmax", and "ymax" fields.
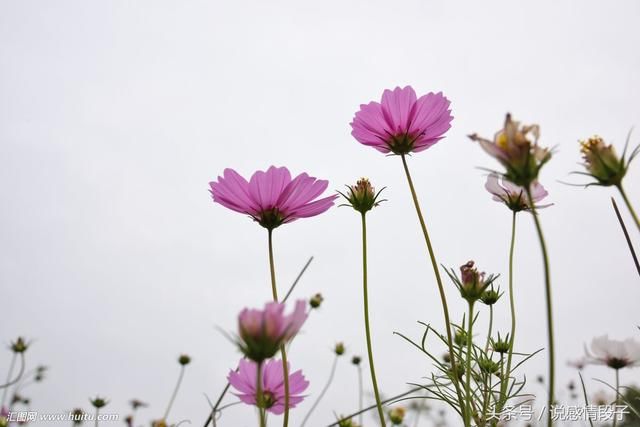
[
  {"xmin": 485, "ymin": 173, "xmax": 549, "ymax": 212},
  {"xmin": 238, "ymin": 300, "xmax": 308, "ymax": 362},
  {"xmin": 209, "ymin": 166, "xmax": 338, "ymax": 230},
  {"xmin": 228, "ymin": 358, "xmax": 309, "ymax": 415},
  {"xmin": 350, "ymin": 86, "xmax": 453, "ymax": 155}
]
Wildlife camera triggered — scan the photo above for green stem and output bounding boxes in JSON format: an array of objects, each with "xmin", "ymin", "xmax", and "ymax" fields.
[
  {"xmin": 617, "ymin": 184, "xmax": 640, "ymax": 232},
  {"xmin": 613, "ymin": 368, "xmax": 620, "ymax": 427},
  {"xmin": 257, "ymin": 362, "xmax": 266, "ymax": 427},
  {"xmin": 526, "ymin": 187, "xmax": 555, "ymax": 427},
  {"xmin": 300, "ymin": 355, "xmax": 339, "ymax": 427},
  {"xmin": 465, "ymin": 302, "xmax": 475, "ymax": 425},
  {"xmin": 267, "ymin": 229, "xmax": 290, "ymax": 427},
  {"xmin": 360, "ymin": 213, "xmax": 386, "ymax": 427},
  {"xmin": 357, "ymin": 365, "xmax": 363, "ymax": 427},
  {"xmin": 499, "ymin": 211, "xmax": 518, "ymax": 408},
  {"xmin": 163, "ymin": 365, "xmax": 185, "ymax": 421},
  {"xmin": 400, "ymin": 154, "xmax": 467, "ymax": 425},
  {"xmin": 484, "ymin": 306, "xmax": 493, "ymax": 354},
  {"xmin": 268, "ymin": 229, "xmax": 279, "ymax": 301},
  {"xmin": 0, "ymin": 353, "xmax": 16, "ymax": 408}
]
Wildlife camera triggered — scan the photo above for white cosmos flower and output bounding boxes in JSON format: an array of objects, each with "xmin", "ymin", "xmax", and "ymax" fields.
[{"xmin": 586, "ymin": 335, "xmax": 640, "ymax": 369}]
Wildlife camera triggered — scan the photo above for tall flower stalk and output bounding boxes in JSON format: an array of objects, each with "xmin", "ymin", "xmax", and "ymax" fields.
[
  {"xmin": 361, "ymin": 212, "xmax": 385, "ymax": 426},
  {"xmin": 256, "ymin": 362, "xmax": 266, "ymax": 427},
  {"xmin": 483, "ymin": 174, "xmax": 549, "ymax": 411},
  {"xmin": 526, "ymin": 185, "xmax": 555, "ymax": 425},
  {"xmin": 471, "ymin": 114, "xmax": 554, "ymax": 425},
  {"xmin": 464, "ymin": 301, "xmax": 475, "ymax": 423},
  {"xmin": 339, "ymin": 178, "xmax": 387, "ymax": 426},
  {"xmin": 400, "ymin": 155, "xmax": 467, "ymax": 422},
  {"xmin": 300, "ymin": 345, "xmax": 343, "ymax": 427},
  {"xmin": 267, "ymin": 229, "xmax": 291, "ymax": 425},
  {"xmin": 350, "ymin": 86, "xmax": 464, "ymax": 423},
  {"xmin": 209, "ymin": 165, "xmax": 337, "ymax": 427},
  {"xmin": 162, "ymin": 355, "xmax": 190, "ymax": 422},
  {"xmin": 500, "ymin": 211, "xmax": 517, "ymax": 408}
]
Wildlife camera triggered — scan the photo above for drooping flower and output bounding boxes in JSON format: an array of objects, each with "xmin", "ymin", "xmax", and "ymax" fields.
[
  {"xmin": 209, "ymin": 166, "xmax": 338, "ymax": 230},
  {"xmin": 469, "ymin": 113, "xmax": 551, "ymax": 187},
  {"xmin": 578, "ymin": 135, "xmax": 639, "ymax": 187},
  {"xmin": 237, "ymin": 300, "xmax": 307, "ymax": 362},
  {"xmin": 338, "ymin": 178, "xmax": 386, "ymax": 214},
  {"xmin": 228, "ymin": 358, "xmax": 309, "ymax": 415},
  {"xmin": 585, "ymin": 335, "xmax": 640, "ymax": 370},
  {"xmin": 485, "ymin": 173, "xmax": 549, "ymax": 212},
  {"xmin": 350, "ymin": 86, "xmax": 453, "ymax": 155}
]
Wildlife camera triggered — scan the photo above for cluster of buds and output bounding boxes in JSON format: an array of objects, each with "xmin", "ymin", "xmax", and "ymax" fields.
[
  {"xmin": 448, "ymin": 261, "xmax": 498, "ymax": 303},
  {"xmin": 339, "ymin": 178, "xmax": 386, "ymax": 214},
  {"xmin": 470, "ymin": 114, "xmax": 551, "ymax": 187},
  {"xmin": 237, "ymin": 300, "xmax": 307, "ymax": 362},
  {"xmin": 578, "ymin": 135, "xmax": 637, "ymax": 187}
]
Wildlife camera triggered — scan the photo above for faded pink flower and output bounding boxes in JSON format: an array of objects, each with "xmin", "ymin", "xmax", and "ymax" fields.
[
  {"xmin": 238, "ymin": 300, "xmax": 307, "ymax": 362},
  {"xmin": 350, "ymin": 86, "xmax": 453, "ymax": 155},
  {"xmin": 485, "ymin": 173, "xmax": 549, "ymax": 212},
  {"xmin": 209, "ymin": 166, "xmax": 338, "ymax": 230},
  {"xmin": 228, "ymin": 358, "xmax": 309, "ymax": 415}
]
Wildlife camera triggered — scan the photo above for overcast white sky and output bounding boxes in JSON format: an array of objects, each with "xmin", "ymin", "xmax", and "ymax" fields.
[{"xmin": 1, "ymin": 0, "xmax": 640, "ymax": 425}]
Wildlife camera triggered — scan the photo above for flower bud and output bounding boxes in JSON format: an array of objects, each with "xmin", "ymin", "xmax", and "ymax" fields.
[
  {"xmin": 389, "ymin": 407, "xmax": 406, "ymax": 425},
  {"xmin": 351, "ymin": 356, "xmax": 361, "ymax": 365},
  {"xmin": 478, "ymin": 356, "xmax": 500, "ymax": 375},
  {"xmin": 480, "ymin": 286, "xmax": 503, "ymax": 306},
  {"xmin": 309, "ymin": 293, "xmax": 324, "ymax": 309},
  {"xmin": 447, "ymin": 363, "xmax": 465, "ymax": 381},
  {"xmin": 339, "ymin": 178, "xmax": 386, "ymax": 214},
  {"xmin": 491, "ymin": 333, "xmax": 511, "ymax": 354},
  {"xmin": 334, "ymin": 342, "xmax": 345, "ymax": 356},
  {"xmin": 454, "ymin": 329, "xmax": 468, "ymax": 347},
  {"xmin": 90, "ymin": 396, "xmax": 108, "ymax": 409},
  {"xmin": 10, "ymin": 337, "xmax": 29, "ymax": 353},
  {"xmin": 337, "ymin": 417, "xmax": 360, "ymax": 427},
  {"xmin": 70, "ymin": 409, "xmax": 85, "ymax": 426},
  {"xmin": 178, "ymin": 354, "xmax": 191, "ymax": 365}
]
